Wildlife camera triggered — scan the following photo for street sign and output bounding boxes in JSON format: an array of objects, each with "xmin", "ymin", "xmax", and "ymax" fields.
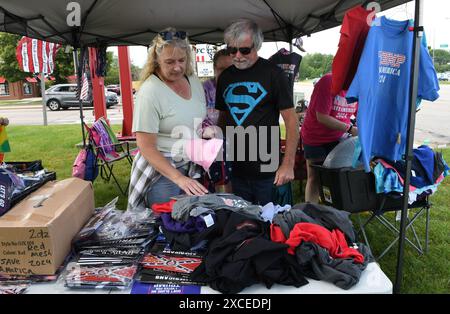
[
  {"xmin": 197, "ymin": 62, "xmax": 214, "ymax": 77},
  {"xmin": 195, "ymin": 44, "xmax": 215, "ymax": 62}
]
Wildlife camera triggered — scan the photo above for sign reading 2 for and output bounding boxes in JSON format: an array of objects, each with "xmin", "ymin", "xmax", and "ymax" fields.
[{"xmin": 223, "ymin": 82, "xmax": 267, "ymax": 126}]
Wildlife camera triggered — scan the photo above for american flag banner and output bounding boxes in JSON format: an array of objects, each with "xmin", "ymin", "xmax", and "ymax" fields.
[
  {"xmin": 79, "ymin": 73, "xmax": 89, "ymax": 100},
  {"xmin": 75, "ymin": 47, "xmax": 91, "ymax": 101},
  {"xmin": 16, "ymin": 37, "xmax": 61, "ymax": 74}
]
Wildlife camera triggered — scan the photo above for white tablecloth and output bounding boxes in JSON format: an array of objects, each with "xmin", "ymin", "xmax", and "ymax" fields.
[{"xmin": 25, "ymin": 262, "xmax": 392, "ymax": 294}]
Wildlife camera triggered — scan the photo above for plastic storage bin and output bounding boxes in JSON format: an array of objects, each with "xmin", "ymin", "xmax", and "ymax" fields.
[
  {"xmin": 312, "ymin": 165, "xmax": 405, "ymax": 213},
  {"xmin": 0, "ymin": 160, "xmax": 56, "ymax": 216}
]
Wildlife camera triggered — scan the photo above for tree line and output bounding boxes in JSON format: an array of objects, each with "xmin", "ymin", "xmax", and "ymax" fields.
[
  {"xmin": 3, "ymin": 31, "xmax": 448, "ymax": 86},
  {"xmin": 429, "ymin": 49, "xmax": 450, "ymax": 73},
  {"xmin": 299, "ymin": 53, "xmax": 334, "ymax": 81},
  {"xmin": 297, "ymin": 48, "xmax": 450, "ymax": 81},
  {"xmin": 0, "ymin": 33, "xmax": 141, "ymax": 86}
]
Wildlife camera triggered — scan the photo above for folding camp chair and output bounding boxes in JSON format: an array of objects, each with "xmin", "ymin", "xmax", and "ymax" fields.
[
  {"xmin": 355, "ymin": 196, "xmax": 431, "ymax": 260},
  {"xmin": 85, "ymin": 117, "xmax": 138, "ymax": 196},
  {"xmin": 313, "ymin": 165, "xmax": 432, "ymax": 261}
]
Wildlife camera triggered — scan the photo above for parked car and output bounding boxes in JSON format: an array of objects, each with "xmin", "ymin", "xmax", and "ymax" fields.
[
  {"xmin": 106, "ymin": 84, "xmax": 136, "ymax": 95},
  {"xmin": 438, "ymin": 77, "xmax": 448, "ymax": 82},
  {"xmin": 44, "ymin": 84, "xmax": 118, "ymax": 111},
  {"xmin": 106, "ymin": 84, "xmax": 121, "ymax": 95}
]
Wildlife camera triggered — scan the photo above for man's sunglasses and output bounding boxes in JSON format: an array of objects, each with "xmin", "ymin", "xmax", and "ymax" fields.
[
  {"xmin": 226, "ymin": 45, "xmax": 254, "ymax": 55},
  {"xmin": 159, "ymin": 31, "xmax": 187, "ymax": 41}
]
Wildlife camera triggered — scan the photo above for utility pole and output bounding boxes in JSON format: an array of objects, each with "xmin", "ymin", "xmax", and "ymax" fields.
[{"xmin": 40, "ymin": 71, "xmax": 48, "ymax": 126}]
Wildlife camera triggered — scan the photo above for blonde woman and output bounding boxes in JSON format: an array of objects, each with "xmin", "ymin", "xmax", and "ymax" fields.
[{"xmin": 128, "ymin": 29, "xmax": 208, "ymax": 212}]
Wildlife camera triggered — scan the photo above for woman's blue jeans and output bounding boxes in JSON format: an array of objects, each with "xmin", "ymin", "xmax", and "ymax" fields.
[{"xmin": 145, "ymin": 167, "xmax": 188, "ymax": 208}]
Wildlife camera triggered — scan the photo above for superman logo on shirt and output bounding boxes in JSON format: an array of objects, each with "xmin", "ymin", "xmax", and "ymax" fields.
[{"xmin": 223, "ymin": 82, "xmax": 267, "ymax": 126}]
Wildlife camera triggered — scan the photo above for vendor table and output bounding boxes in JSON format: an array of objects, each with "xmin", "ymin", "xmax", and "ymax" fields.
[{"xmin": 25, "ymin": 262, "xmax": 392, "ymax": 294}]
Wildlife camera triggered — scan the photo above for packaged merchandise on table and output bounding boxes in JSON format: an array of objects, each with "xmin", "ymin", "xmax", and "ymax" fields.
[
  {"xmin": 65, "ymin": 198, "xmax": 160, "ymax": 290},
  {"xmin": 72, "ymin": 198, "xmax": 159, "ymax": 252},
  {"xmin": 0, "ymin": 160, "xmax": 56, "ymax": 216},
  {"xmin": 136, "ymin": 271, "xmax": 205, "ymax": 286},
  {"xmin": 0, "ymin": 282, "xmax": 30, "ymax": 294},
  {"xmin": 131, "ymin": 282, "xmax": 201, "ymax": 294},
  {"xmin": 140, "ymin": 252, "xmax": 202, "ymax": 275},
  {"xmin": 65, "ymin": 264, "xmax": 138, "ymax": 289},
  {"xmin": 76, "ymin": 247, "xmax": 144, "ymax": 266}
]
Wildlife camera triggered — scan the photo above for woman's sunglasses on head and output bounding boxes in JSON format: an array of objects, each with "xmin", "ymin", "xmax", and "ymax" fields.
[{"xmin": 159, "ymin": 31, "xmax": 187, "ymax": 41}]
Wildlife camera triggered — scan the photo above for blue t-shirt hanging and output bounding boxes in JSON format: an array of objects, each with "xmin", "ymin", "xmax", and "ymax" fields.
[{"xmin": 347, "ymin": 16, "xmax": 440, "ymax": 172}]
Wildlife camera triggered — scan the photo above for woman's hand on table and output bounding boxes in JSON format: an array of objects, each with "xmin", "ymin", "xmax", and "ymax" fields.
[{"xmin": 174, "ymin": 175, "xmax": 209, "ymax": 196}]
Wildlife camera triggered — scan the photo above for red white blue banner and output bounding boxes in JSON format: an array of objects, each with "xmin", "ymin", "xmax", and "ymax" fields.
[{"xmin": 16, "ymin": 37, "xmax": 61, "ymax": 74}]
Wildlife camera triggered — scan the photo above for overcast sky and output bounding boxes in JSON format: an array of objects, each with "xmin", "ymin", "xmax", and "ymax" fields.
[{"xmin": 112, "ymin": 0, "xmax": 450, "ymax": 67}]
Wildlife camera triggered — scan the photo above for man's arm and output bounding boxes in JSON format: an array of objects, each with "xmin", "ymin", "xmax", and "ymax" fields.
[{"xmin": 274, "ymin": 107, "xmax": 299, "ymax": 186}]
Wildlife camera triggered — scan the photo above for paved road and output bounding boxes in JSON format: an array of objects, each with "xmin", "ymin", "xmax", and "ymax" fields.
[
  {"xmin": 415, "ymin": 90, "xmax": 450, "ymax": 148},
  {"xmin": 0, "ymin": 104, "xmax": 125, "ymax": 125},
  {"xmin": 2, "ymin": 83, "xmax": 450, "ymax": 147}
]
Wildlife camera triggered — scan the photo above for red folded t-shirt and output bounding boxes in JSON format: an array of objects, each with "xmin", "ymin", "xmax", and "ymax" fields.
[
  {"xmin": 151, "ymin": 199, "xmax": 177, "ymax": 213},
  {"xmin": 282, "ymin": 222, "xmax": 364, "ymax": 264}
]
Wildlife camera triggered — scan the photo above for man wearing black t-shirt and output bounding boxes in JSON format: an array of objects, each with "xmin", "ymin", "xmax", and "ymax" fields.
[{"xmin": 215, "ymin": 19, "xmax": 299, "ymax": 206}]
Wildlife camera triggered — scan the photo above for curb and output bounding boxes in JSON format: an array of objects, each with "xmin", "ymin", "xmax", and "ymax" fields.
[
  {"xmin": 0, "ymin": 105, "xmax": 43, "ymax": 110},
  {"xmin": 0, "ymin": 103, "xmax": 124, "ymax": 110}
]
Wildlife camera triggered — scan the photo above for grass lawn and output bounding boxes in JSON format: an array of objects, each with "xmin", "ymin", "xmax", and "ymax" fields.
[
  {"xmin": 4, "ymin": 124, "xmax": 131, "ymax": 209},
  {"xmin": 3, "ymin": 124, "xmax": 450, "ymax": 293},
  {"xmin": 0, "ymin": 99, "xmax": 42, "ymax": 106}
]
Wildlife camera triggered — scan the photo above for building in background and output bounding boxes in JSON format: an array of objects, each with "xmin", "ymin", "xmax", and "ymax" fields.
[{"xmin": 0, "ymin": 76, "xmax": 41, "ymax": 100}]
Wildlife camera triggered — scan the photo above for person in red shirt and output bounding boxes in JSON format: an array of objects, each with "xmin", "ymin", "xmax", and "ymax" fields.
[{"xmin": 301, "ymin": 74, "xmax": 358, "ymax": 203}]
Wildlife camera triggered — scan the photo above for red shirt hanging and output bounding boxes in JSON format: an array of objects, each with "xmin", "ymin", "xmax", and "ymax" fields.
[{"xmin": 331, "ymin": 6, "xmax": 374, "ymax": 96}]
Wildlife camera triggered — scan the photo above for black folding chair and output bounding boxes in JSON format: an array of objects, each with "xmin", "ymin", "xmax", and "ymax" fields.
[
  {"xmin": 313, "ymin": 165, "xmax": 432, "ymax": 261},
  {"xmin": 355, "ymin": 196, "xmax": 431, "ymax": 260}
]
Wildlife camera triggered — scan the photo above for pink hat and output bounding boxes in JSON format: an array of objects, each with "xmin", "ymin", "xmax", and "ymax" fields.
[{"xmin": 184, "ymin": 138, "xmax": 223, "ymax": 171}]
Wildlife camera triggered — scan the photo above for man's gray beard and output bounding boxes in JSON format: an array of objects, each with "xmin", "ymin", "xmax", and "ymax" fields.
[{"xmin": 233, "ymin": 61, "xmax": 250, "ymax": 70}]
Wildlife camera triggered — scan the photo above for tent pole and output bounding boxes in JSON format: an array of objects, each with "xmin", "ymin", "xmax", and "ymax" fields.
[
  {"xmin": 118, "ymin": 46, "xmax": 134, "ymax": 137},
  {"xmin": 287, "ymin": 24, "xmax": 293, "ymax": 53},
  {"xmin": 73, "ymin": 48, "xmax": 87, "ymax": 148},
  {"xmin": 394, "ymin": 0, "xmax": 424, "ymax": 294},
  {"xmin": 39, "ymin": 71, "xmax": 48, "ymax": 126}
]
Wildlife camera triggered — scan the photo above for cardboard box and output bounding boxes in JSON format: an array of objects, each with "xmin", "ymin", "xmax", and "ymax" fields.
[{"xmin": 0, "ymin": 178, "xmax": 94, "ymax": 276}]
